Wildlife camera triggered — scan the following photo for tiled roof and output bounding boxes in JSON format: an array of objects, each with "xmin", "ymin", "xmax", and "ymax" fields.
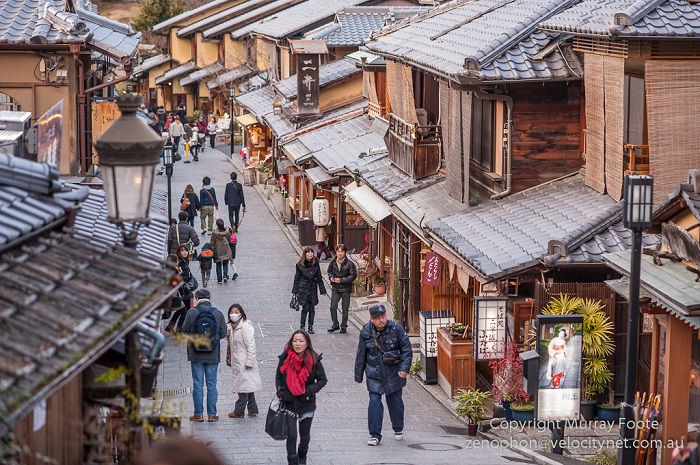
[
  {"xmin": 305, "ymin": 166, "xmax": 337, "ymax": 185},
  {"xmin": 234, "ymin": 85, "xmax": 277, "ymax": 118},
  {"xmin": 133, "ymin": 54, "xmax": 174, "ymax": 77},
  {"xmin": 308, "ymin": 6, "xmax": 431, "ymax": 46},
  {"xmin": 155, "ymin": 61, "xmax": 197, "ymax": 85},
  {"xmin": 264, "ymin": 98, "xmax": 367, "ymax": 139},
  {"xmin": 541, "ymin": 0, "xmax": 700, "ymax": 38},
  {"xmin": 204, "ymin": 0, "xmax": 298, "ymax": 38},
  {"xmin": 153, "ymin": 0, "xmax": 232, "ymax": 32},
  {"xmin": 425, "ymin": 174, "xmax": 621, "ymax": 280},
  {"xmin": 282, "ymin": 114, "xmax": 386, "ymax": 173},
  {"xmin": 178, "ymin": 0, "xmax": 269, "ymax": 37},
  {"xmin": 364, "ymin": 0, "xmax": 582, "ymax": 83},
  {"xmin": 391, "ymin": 180, "xmax": 467, "ymax": 238},
  {"xmin": 0, "ymin": 0, "xmax": 140, "ymax": 58},
  {"xmin": 273, "ymin": 58, "xmax": 361, "ymax": 100},
  {"xmin": 238, "ymin": 73, "xmax": 271, "ymax": 93},
  {"xmin": 180, "ymin": 62, "xmax": 225, "ymax": 87},
  {"xmin": 207, "ymin": 65, "xmax": 255, "ymax": 90},
  {"xmin": 232, "ymin": 0, "xmax": 367, "ymax": 40}
]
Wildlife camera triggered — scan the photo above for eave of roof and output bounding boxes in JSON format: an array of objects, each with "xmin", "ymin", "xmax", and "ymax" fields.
[
  {"xmin": 153, "ymin": 0, "xmax": 233, "ymax": 32},
  {"xmin": 155, "ymin": 61, "xmax": 197, "ymax": 85}
]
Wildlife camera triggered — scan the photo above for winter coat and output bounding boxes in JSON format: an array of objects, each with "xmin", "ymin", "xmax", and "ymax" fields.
[
  {"xmin": 354, "ymin": 320, "xmax": 412, "ymax": 395},
  {"xmin": 207, "ymin": 121, "xmax": 217, "ymax": 134},
  {"xmin": 181, "ymin": 301, "xmax": 227, "ymax": 363},
  {"xmin": 177, "ymin": 108, "xmax": 186, "ymax": 122},
  {"xmin": 200, "ymin": 186, "xmax": 218, "ymax": 207},
  {"xmin": 211, "ymin": 228, "xmax": 233, "ymax": 262},
  {"xmin": 327, "ymin": 257, "xmax": 357, "ymax": 294},
  {"xmin": 275, "ymin": 351, "xmax": 327, "ymax": 415},
  {"xmin": 224, "ymin": 181, "xmax": 246, "ymax": 208},
  {"xmin": 178, "ymin": 256, "xmax": 193, "ymax": 299},
  {"xmin": 292, "ymin": 260, "xmax": 326, "ymax": 306},
  {"xmin": 180, "ymin": 192, "xmax": 201, "ymax": 220},
  {"xmin": 199, "ymin": 247, "xmax": 214, "ymax": 271},
  {"xmin": 196, "ymin": 119, "xmax": 207, "ymax": 133},
  {"xmin": 227, "ymin": 320, "xmax": 263, "ymax": 393},
  {"xmin": 167, "ymin": 221, "xmax": 200, "ymax": 255},
  {"xmin": 169, "ymin": 121, "xmax": 184, "ymax": 137}
]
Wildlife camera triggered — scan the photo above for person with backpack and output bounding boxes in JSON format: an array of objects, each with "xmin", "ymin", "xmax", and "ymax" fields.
[
  {"xmin": 167, "ymin": 211, "xmax": 200, "ymax": 256},
  {"xmin": 198, "ymin": 243, "xmax": 214, "ymax": 288},
  {"xmin": 224, "ymin": 172, "xmax": 246, "ymax": 229},
  {"xmin": 181, "ymin": 289, "xmax": 227, "ymax": 422},
  {"xmin": 199, "ymin": 176, "xmax": 218, "ymax": 235},
  {"xmin": 211, "ymin": 218, "xmax": 233, "ymax": 284},
  {"xmin": 180, "ymin": 185, "xmax": 201, "ymax": 228},
  {"xmin": 228, "ymin": 225, "xmax": 239, "ymax": 280}
]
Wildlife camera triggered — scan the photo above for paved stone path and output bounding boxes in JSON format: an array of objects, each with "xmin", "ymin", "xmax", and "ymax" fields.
[{"xmin": 153, "ymin": 145, "xmax": 530, "ymax": 464}]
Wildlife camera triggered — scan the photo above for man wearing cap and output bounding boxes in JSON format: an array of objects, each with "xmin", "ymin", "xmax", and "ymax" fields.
[
  {"xmin": 181, "ymin": 289, "xmax": 227, "ymax": 423},
  {"xmin": 354, "ymin": 304, "xmax": 413, "ymax": 446}
]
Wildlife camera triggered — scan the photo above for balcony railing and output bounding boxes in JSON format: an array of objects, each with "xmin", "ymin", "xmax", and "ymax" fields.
[
  {"xmin": 387, "ymin": 113, "xmax": 441, "ymax": 180},
  {"xmin": 368, "ymin": 101, "xmax": 385, "ymax": 119},
  {"xmin": 624, "ymin": 144, "xmax": 650, "ymax": 175}
]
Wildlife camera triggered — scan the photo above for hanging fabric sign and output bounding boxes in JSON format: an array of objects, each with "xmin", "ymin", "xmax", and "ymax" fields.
[{"xmin": 421, "ymin": 252, "xmax": 441, "ymax": 286}]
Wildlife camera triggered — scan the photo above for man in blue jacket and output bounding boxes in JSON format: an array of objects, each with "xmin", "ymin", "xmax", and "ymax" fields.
[
  {"xmin": 199, "ymin": 176, "xmax": 218, "ymax": 234},
  {"xmin": 354, "ymin": 304, "xmax": 412, "ymax": 446}
]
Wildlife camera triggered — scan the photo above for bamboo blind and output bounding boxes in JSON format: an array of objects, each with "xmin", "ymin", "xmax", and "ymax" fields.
[
  {"xmin": 363, "ymin": 71, "xmax": 379, "ymax": 105},
  {"xmin": 646, "ymin": 60, "xmax": 700, "ymax": 203},
  {"xmin": 604, "ymin": 56, "xmax": 624, "ymax": 201},
  {"xmin": 584, "ymin": 54, "xmax": 606, "ymax": 193},
  {"xmin": 440, "ymin": 81, "xmax": 469, "ymax": 201},
  {"xmin": 386, "ymin": 60, "xmax": 418, "ymax": 124}
]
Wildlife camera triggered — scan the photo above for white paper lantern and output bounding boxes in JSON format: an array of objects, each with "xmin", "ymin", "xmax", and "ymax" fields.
[{"xmin": 312, "ymin": 197, "xmax": 330, "ymax": 226}]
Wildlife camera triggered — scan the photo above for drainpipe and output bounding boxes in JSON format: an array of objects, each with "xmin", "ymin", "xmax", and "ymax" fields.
[{"xmin": 136, "ymin": 322, "xmax": 166, "ymax": 366}]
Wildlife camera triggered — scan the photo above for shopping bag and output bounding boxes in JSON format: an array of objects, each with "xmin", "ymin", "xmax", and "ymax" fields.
[{"xmin": 265, "ymin": 396, "xmax": 293, "ymax": 440}]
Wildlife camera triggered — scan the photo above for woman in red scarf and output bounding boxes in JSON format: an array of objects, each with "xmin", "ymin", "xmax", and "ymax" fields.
[{"xmin": 275, "ymin": 330, "xmax": 327, "ymax": 465}]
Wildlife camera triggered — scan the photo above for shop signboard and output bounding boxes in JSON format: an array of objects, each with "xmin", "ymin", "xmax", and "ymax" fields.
[
  {"xmin": 535, "ymin": 314, "xmax": 583, "ymax": 421},
  {"xmin": 421, "ymin": 252, "xmax": 441, "ymax": 286},
  {"xmin": 37, "ymin": 100, "xmax": 64, "ymax": 166},
  {"xmin": 473, "ymin": 297, "xmax": 508, "ymax": 360}
]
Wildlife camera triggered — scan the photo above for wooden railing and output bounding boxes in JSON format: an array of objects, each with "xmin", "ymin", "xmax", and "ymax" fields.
[
  {"xmin": 387, "ymin": 113, "xmax": 441, "ymax": 180},
  {"xmin": 368, "ymin": 101, "xmax": 385, "ymax": 119},
  {"xmin": 624, "ymin": 144, "xmax": 650, "ymax": 175}
]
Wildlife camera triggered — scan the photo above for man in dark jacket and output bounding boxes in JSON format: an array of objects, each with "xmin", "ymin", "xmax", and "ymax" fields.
[
  {"xmin": 354, "ymin": 304, "xmax": 412, "ymax": 446},
  {"xmin": 224, "ymin": 172, "xmax": 246, "ymax": 229},
  {"xmin": 327, "ymin": 244, "xmax": 357, "ymax": 333},
  {"xmin": 181, "ymin": 289, "xmax": 227, "ymax": 423},
  {"xmin": 199, "ymin": 176, "xmax": 218, "ymax": 234},
  {"xmin": 168, "ymin": 211, "xmax": 200, "ymax": 255}
]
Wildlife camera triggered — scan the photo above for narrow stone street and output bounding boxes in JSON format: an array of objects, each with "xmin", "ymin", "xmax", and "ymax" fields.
[{"xmin": 153, "ymin": 146, "xmax": 530, "ymax": 464}]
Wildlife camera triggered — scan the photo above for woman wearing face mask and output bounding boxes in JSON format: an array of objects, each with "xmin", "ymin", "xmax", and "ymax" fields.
[
  {"xmin": 227, "ymin": 304, "xmax": 262, "ymax": 418},
  {"xmin": 292, "ymin": 247, "xmax": 326, "ymax": 334},
  {"xmin": 276, "ymin": 330, "xmax": 327, "ymax": 465}
]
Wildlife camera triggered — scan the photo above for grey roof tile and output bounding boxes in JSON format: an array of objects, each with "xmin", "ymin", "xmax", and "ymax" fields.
[
  {"xmin": 364, "ymin": 0, "xmax": 582, "ymax": 83},
  {"xmin": 349, "ymin": 155, "xmax": 443, "ymax": 202},
  {"xmin": 264, "ymin": 98, "xmax": 367, "ymax": 139},
  {"xmin": 180, "ymin": 62, "xmax": 224, "ymax": 87},
  {"xmin": 234, "ymin": 85, "xmax": 277, "ymax": 118},
  {"xmin": 426, "ymin": 174, "xmax": 621, "ymax": 279},
  {"xmin": 178, "ymin": 0, "xmax": 271, "ymax": 37},
  {"xmin": 207, "ymin": 65, "xmax": 254, "ymax": 90},
  {"xmin": 273, "ymin": 58, "xmax": 361, "ymax": 99},
  {"xmin": 153, "ymin": 0, "xmax": 232, "ymax": 32},
  {"xmin": 204, "ymin": 0, "xmax": 299, "ymax": 38},
  {"xmin": 238, "ymin": 73, "xmax": 271, "ymax": 93},
  {"xmin": 133, "ymin": 54, "xmax": 175, "ymax": 77},
  {"xmin": 541, "ymin": 0, "xmax": 700, "ymax": 38},
  {"xmin": 155, "ymin": 61, "xmax": 197, "ymax": 85}
]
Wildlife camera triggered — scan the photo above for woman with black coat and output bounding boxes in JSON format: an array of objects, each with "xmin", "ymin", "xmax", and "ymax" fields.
[
  {"xmin": 292, "ymin": 247, "xmax": 326, "ymax": 334},
  {"xmin": 169, "ymin": 245, "xmax": 193, "ymax": 333},
  {"xmin": 180, "ymin": 184, "xmax": 201, "ymax": 228},
  {"xmin": 275, "ymin": 330, "xmax": 327, "ymax": 465}
]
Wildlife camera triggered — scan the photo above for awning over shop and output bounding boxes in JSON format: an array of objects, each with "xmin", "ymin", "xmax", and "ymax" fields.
[
  {"xmin": 305, "ymin": 166, "xmax": 336, "ymax": 186},
  {"xmin": 277, "ymin": 158, "xmax": 295, "ymax": 173},
  {"xmin": 235, "ymin": 113, "xmax": 259, "ymax": 127},
  {"xmin": 344, "ymin": 181, "xmax": 391, "ymax": 228}
]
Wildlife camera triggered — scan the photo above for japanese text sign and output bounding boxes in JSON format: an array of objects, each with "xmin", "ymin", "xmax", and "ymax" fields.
[
  {"xmin": 296, "ymin": 54, "xmax": 320, "ymax": 115},
  {"xmin": 421, "ymin": 252, "xmax": 441, "ymax": 286},
  {"xmin": 473, "ymin": 297, "xmax": 508, "ymax": 360}
]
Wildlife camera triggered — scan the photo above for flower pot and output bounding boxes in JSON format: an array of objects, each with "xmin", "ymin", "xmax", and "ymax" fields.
[
  {"xmin": 512, "ymin": 408, "xmax": 534, "ymax": 423},
  {"xmin": 596, "ymin": 404, "xmax": 621, "ymax": 423},
  {"xmin": 467, "ymin": 424, "xmax": 478, "ymax": 436},
  {"xmin": 580, "ymin": 400, "xmax": 597, "ymax": 421},
  {"xmin": 502, "ymin": 401, "xmax": 513, "ymax": 421},
  {"xmin": 373, "ymin": 284, "xmax": 386, "ymax": 295}
]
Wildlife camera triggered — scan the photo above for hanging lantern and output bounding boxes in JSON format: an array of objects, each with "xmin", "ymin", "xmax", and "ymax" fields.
[
  {"xmin": 419, "ymin": 246, "xmax": 431, "ymax": 273},
  {"xmin": 312, "ymin": 196, "xmax": 330, "ymax": 226}
]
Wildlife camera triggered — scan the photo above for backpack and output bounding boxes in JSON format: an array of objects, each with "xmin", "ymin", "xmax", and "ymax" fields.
[
  {"xmin": 180, "ymin": 195, "xmax": 191, "ymax": 211},
  {"xmin": 191, "ymin": 306, "xmax": 219, "ymax": 352}
]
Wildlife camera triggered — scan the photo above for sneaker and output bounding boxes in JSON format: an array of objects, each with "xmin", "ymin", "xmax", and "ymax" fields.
[
  {"xmin": 218, "ymin": 281, "xmax": 222, "ymax": 284},
  {"xmin": 208, "ymin": 230, "xmax": 213, "ymax": 235},
  {"xmin": 339, "ymin": 328, "xmax": 347, "ymax": 334},
  {"xmin": 232, "ymin": 273, "xmax": 238, "ymax": 280},
  {"xmin": 203, "ymin": 281, "xmax": 208, "ymax": 288},
  {"xmin": 367, "ymin": 437, "xmax": 380, "ymax": 446},
  {"xmin": 223, "ymin": 277, "xmax": 228, "ymax": 283},
  {"xmin": 394, "ymin": 431, "xmax": 403, "ymax": 441},
  {"xmin": 189, "ymin": 415, "xmax": 204, "ymax": 422},
  {"xmin": 228, "ymin": 412, "xmax": 244, "ymax": 418},
  {"xmin": 208, "ymin": 415, "xmax": 219, "ymax": 422}
]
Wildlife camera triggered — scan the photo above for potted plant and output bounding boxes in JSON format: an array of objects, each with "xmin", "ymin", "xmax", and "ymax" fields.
[
  {"xmin": 489, "ymin": 341, "xmax": 527, "ymax": 421},
  {"xmin": 373, "ymin": 275, "xmax": 386, "ymax": 295},
  {"xmin": 511, "ymin": 399, "xmax": 535, "ymax": 423},
  {"xmin": 596, "ymin": 402, "xmax": 621, "ymax": 423},
  {"xmin": 445, "ymin": 323, "xmax": 468, "ymax": 338},
  {"xmin": 542, "ymin": 295, "xmax": 614, "ymax": 421},
  {"xmin": 454, "ymin": 388, "xmax": 490, "ymax": 436}
]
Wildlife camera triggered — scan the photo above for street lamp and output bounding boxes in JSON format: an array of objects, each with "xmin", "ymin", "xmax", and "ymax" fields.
[
  {"xmin": 95, "ymin": 92, "xmax": 164, "ymax": 247},
  {"xmin": 618, "ymin": 174, "xmax": 653, "ymax": 465},
  {"xmin": 234, "ymin": 84, "xmax": 236, "ymax": 158},
  {"xmin": 273, "ymin": 97, "xmax": 282, "ymax": 115},
  {"xmin": 162, "ymin": 142, "xmax": 174, "ymax": 220}
]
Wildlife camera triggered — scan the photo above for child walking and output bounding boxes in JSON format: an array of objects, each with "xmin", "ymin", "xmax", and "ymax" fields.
[
  {"xmin": 199, "ymin": 243, "xmax": 214, "ymax": 287},
  {"xmin": 229, "ymin": 225, "xmax": 239, "ymax": 280}
]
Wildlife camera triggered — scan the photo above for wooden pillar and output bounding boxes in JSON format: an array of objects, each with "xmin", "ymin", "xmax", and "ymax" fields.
[
  {"xmin": 661, "ymin": 315, "xmax": 692, "ymax": 465},
  {"xmin": 649, "ymin": 316, "xmax": 660, "ymax": 393}
]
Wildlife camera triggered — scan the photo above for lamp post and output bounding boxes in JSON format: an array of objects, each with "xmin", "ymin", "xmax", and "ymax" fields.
[
  {"xmin": 229, "ymin": 85, "xmax": 235, "ymax": 157},
  {"xmin": 95, "ymin": 91, "xmax": 164, "ymax": 247},
  {"xmin": 162, "ymin": 142, "xmax": 174, "ymax": 220},
  {"xmin": 618, "ymin": 174, "xmax": 653, "ymax": 465}
]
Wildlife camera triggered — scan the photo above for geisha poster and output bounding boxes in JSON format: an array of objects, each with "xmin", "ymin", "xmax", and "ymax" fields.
[{"xmin": 536, "ymin": 314, "xmax": 583, "ymax": 421}]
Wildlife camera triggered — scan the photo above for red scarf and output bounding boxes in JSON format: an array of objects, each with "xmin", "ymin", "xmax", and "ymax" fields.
[{"xmin": 280, "ymin": 348, "xmax": 313, "ymax": 396}]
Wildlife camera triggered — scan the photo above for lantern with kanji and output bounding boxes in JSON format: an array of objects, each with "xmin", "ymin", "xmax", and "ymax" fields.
[{"xmin": 312, "ymin": 196, "xmax": 330, "ymax": 226}]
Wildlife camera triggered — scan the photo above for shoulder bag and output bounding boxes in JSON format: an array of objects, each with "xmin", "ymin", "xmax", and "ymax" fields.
[
  {"xmin": 176, "ymin": 224, "xmax": 197, "ymax": 261},
  {"xmin": 265, "ymin": 396, "xmax": 296, "ymax": 440},
  {"xmin": 180, "ymin": 195, "xmax": 191, "ymax": 211}
]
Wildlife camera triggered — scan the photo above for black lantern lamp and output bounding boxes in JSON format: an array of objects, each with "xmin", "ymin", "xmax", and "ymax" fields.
[
  {"xmin": 162, "ymin": 141, "xmax": 174, "ymax": 220},
  {"xmin": 618, "ymin": 174, "xmax": 653, "ymax": 465},
  {"xmin": 95, "ymin": 92, "xmax": 164, "ymax": 246},
  {"xmin": 273, "ymin": 97, "xmax": 282, "ymax": 115},
  {"xmin": 229, "ymin": 85, "xmax": 236, "ymax": 157}
]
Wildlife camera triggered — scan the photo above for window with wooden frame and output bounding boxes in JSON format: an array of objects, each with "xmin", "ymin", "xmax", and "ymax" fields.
[
  {"xmin": 623, "ymin": 75, "xmax": 648, "ymax": 174},
  {"xmin": 471, "ymin": 98, "xmax": 504, "ymax": 176}
]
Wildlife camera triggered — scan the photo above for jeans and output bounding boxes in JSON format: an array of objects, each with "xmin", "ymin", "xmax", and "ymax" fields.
[
  {"xmin": 233, "ymin": 392, "xmax": 258, "ymax": 416},
  {"xmin": 191, "ymin": 361, "xmax": 219, "ymax": 416},
  {"xmin": 187, "ymin": 216, "xmax": 195, "ymax": 228},
  {"xmin": 286, "ymin": 415, "xmax": 313, "ymax": 459},
  {"xmin": 216, "ymin": 261, "xmax": 229, "ymax": 282},
  {"xmin": 191, "ymin": 144, "xmax": 198, "ymax": 157},
  {"xmin": 228, "ymin": 204, "xmax": 241, "ymax": 228},
  {"xmin": 330, "ymin": 290, "xmax": 351, "ymax": 329},
  {"xmin": 201, "ymin": 269, "xmax": 211, "ymax": 285},
  {"xmin": 209, "ymin": 134, "xmax": 216, "ymax": 148},
  {"xmin": 368, "ymin": 390, "xmax": 404, "ymax": 441},
  {"xmin": 200, "ymin": 206, "xmax": 214, "ymax": 231},
  {"xmin": 173, "ymin": 136, "xmax": 181, "ymax": 153}
]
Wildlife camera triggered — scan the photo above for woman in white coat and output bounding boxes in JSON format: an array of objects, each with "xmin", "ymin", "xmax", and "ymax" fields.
[{"xmin": 226, "ymin": 304, "xmax": 263, "ymax": 418}]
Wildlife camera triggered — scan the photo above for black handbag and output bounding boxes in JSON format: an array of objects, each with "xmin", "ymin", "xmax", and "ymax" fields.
[
  {"xmin": 290, "ymin": 294, "xmax": 299, "ymax": 312},
  {"xmin": 265, "ymin": 397, "xmax": 294, "ymax": 440}
]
